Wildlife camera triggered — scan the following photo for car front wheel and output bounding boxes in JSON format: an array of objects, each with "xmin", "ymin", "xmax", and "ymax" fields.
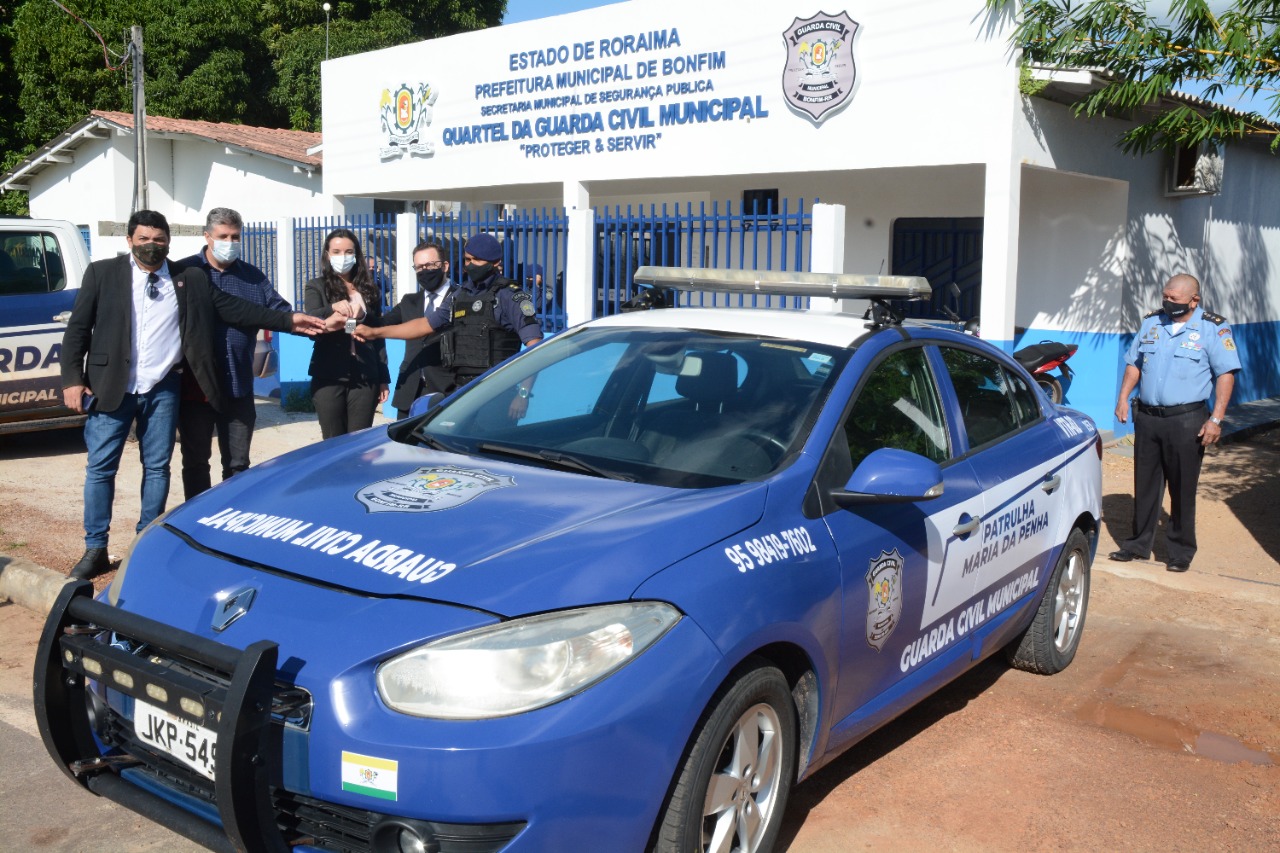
[
  {"xmin": 1007, "ymin": 527, "xmax": 1091, "ymax": 674},
  {"xmin": 653, "ymin": 661, "xmax": 797, "ymax": 853}
]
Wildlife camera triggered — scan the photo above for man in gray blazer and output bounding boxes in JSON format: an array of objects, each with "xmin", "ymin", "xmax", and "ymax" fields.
[{"xmin": 60, "ymin": 210, "xmax": 322, "ymax": 579}]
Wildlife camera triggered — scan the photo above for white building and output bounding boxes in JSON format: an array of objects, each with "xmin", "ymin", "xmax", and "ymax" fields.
[
  {"xmin": 0, "ymin": 111, "xmax": 332, "ymax": 261},
  {"xmin": 319, "ymin": 0, "xmax": 1280, "ymax": 432}
]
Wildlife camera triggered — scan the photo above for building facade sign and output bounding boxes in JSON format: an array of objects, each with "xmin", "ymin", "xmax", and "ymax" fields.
[{"xmin": 321, "ymin": 0, "xmax": 1015, "ymax": 195}]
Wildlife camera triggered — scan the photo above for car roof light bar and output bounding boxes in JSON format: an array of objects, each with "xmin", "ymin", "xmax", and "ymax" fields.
[{"xmin": 632, "ymin": 266, "xmax": 932, "ymax": 301}]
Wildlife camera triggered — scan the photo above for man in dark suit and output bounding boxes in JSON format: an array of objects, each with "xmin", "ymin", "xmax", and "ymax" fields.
[
  {"xmin": 380, "ymin": 240, "xmax": 458, "ymax": 417},
  {"xmin": 60, "ymin": 210, "xmax": 323, "ymax": 579}
]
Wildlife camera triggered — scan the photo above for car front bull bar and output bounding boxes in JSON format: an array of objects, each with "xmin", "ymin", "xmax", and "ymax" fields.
[{"xmin": 33, "ymin": 580, "xmax": 289, "ymax": 853}]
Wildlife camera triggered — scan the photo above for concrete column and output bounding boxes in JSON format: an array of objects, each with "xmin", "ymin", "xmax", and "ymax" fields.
[
  {"xmin": 276, "ymin": 218, "xmax": 296, "ymax": 306},
  {"xmin": 395, "ymin": 211, "xmax": 418, "ymax": 304},
  {"xmin": 565, "ymin": 207, "xmax": 595, "ymax": 327},
  {"xmin": 980, "ymin": 84, "xmax": 1023, "ymax": 353},
  {"xmin": 563, "ymin": 180, "xmax": 590, "ymax": 211},
  {"xmin": 274, "ymin": 218, "xmax": 310, "ymax": 410},
  {"xmin": 809, "ymin": 202, "xmax": 846, "ymax": 313}
]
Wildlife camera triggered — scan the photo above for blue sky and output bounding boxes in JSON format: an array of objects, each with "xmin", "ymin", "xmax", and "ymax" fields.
[{"xmin": 502, "ymin": 0, "xmax": 619, "ymax": 25}]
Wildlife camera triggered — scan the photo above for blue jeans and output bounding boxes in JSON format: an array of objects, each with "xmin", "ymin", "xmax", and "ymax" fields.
[{"xmin": 82, "ymin": 372, "xmax": 180, "ymax": 548}]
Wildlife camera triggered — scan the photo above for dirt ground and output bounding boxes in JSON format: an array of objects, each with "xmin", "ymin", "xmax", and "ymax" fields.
[{"xmin": 0, "ymin": 406, "xmax": 1277, "ymax": 851}]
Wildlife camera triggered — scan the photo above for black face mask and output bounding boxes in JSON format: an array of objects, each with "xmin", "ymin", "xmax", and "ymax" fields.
[
  {"xmin": 416, "ymin": 268, "xmax": 446, "ymax": 292},
  {"xmin": 1162, "ymin": 299, "xmax": 1193, "ymax": 318},
  {"xmin": 132, "ymin": 241, "xmax": 168, "ymax": 267},
  {"xmin": 465, "ymin": 261, "xmax": 496, "ymax": 285}
]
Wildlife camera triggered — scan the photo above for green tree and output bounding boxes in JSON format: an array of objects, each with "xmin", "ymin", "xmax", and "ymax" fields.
[
  {"xmin": 265, "ymin": 0, "xmax": 504, "ymax": 131},
  {"xmin": 11, "ymin": 0, "xmax": 276, "ymax": 145},
  {"xmin": 0, "ymin": 0, "xmax": 28, "ymax": 214},
  {"xmin": 985, "ymin": 0, "xmax": 1280, "ymax": 152}
]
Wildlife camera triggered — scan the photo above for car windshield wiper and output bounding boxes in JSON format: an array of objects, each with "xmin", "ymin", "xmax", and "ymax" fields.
[
  {"xmin": 412, "ymin": 430, "xmax": 464, "ymax": 454},
  {"xmin": 475, "ymin": 442, "xmax": 635, "ymax": 482}
]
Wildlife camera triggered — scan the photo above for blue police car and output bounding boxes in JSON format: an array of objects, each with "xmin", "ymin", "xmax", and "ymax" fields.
[{"xmin": 35, "ymin": 268, "xmax": 1102, "ymax": 853}]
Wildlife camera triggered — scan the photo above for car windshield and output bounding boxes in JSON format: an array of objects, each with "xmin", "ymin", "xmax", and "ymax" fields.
[{"xmin": 407, "ymin": 326, "xmax": 851, "ymax": 487}]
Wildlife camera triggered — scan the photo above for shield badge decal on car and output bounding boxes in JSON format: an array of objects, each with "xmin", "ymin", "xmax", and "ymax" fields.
[
  {"xmin": 357, "ymin": 466, "xmax": 515, "ymax": 513},
  {"xmin": 865, "ymin": 549, "xmax": 903, "ymax": 651}
]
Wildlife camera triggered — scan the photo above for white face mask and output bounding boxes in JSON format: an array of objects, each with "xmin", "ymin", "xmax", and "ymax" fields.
[
  {"xmin": 211, "ymin": 239, "xmax": 241, "ymax": 264},
  {"xmin": 330, "ymin": 253, "xmax": 357, "ymax": 275}
]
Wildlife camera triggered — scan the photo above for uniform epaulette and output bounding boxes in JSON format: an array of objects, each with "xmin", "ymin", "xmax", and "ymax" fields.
[
  {"xmin": 1143, "ymin": 309, "xmax": 1161, "ymax": 319},
  {"xmin": 1201, "ymin": 310, "xmax": 1226, "ymax": 325}
]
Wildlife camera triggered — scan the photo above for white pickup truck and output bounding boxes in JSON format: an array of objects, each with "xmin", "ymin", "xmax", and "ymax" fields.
[{"xmin": 0, "ymin": 218, "xmax": 92, "ymax": 434}]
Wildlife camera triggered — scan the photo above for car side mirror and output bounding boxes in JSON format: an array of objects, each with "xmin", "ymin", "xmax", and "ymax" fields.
[
  {"xmin": 831, "ymin": 447, "xmax": 944, "ymax": 507},
  {"xmin": 408, "ymin": 392, "xmax": 444, "ymax": 417}
]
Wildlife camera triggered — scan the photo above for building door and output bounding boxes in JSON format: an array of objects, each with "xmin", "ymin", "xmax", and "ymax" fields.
[{"xmin": 891, "ymin": 217, "xmax": 983, "ymax": 321}]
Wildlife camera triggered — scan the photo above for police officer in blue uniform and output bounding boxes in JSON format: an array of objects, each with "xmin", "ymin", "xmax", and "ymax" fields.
[{"xmin": 1110, "ymin": 274, "xmax": 1242, "ymax": 571}]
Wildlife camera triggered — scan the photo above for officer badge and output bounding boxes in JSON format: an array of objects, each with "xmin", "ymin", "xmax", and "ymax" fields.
[
  {"xmin": 781, "ymin": 12, "xmax": 860, "ymax": 125},
  {"xmin": 865, "ymin": 549, "xmax": 903, "ymax": 652},
  {"xmin": 357, "ymin": 466, "xmax": 514, "ymax": 513},
  {"xmin": 379, "ymin": 83, "xmax": 438, "ymax": 160}
]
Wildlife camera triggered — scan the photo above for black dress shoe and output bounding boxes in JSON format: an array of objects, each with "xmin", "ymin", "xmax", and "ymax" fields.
[
  {"xmin": 1167, "ymin": 561, "xmax": 1190, "ymax": 573},
  {"xmin": 1108, "ymin": 549, "xmax": 1145, "ymax": 562},
  {"xmin": 69, "ymin": 547, "xmax": 110, "ymax": 580}
]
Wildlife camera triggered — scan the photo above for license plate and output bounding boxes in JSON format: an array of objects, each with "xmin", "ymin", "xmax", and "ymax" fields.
[{"xmin": 134, "ymin": 698, "xmax": 217, "ymax": 780}]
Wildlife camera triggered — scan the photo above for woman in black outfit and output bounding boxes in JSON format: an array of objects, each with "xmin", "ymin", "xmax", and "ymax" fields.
[{"xmin": 304, "ymin": 229, "xmax": 389, "ymax": 438}]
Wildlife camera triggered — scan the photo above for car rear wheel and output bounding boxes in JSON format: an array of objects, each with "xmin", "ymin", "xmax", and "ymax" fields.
[
  {"xmin": 1036, "ymin": 374, "xmax": 1063, "ymax": 404},
  {"xmin": 1007, "ymin": 528, "xmax": 1091, "ymax": 674},
  {"xmin": 653, "ymin": 661, "xmax": 797, "ymax": 853}
]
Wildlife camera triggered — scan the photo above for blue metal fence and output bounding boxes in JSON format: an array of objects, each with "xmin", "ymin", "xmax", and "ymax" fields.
[
  {"xmin": 247, "ymin": 198, "xmax": 814, "ymax": 323},
  {"xmin": 416, "ymin": 208, "xmax": 571, "ymax": 334},
  {"xmin": 596, "ymin": 198, "xmax": 814, "ymax": 313},
  {"xmin": 293, "ymin": 214, "xmax": 398, "ymax": 310},
  {"xmin": 242, "ymin": 221, "xmax": 280, "ymax": 299}
]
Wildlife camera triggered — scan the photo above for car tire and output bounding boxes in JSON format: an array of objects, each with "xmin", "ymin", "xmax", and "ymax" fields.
[
  {"xmin": 1036, "ymin": 374, "xmax": 1063, "ymax": 404},
  {"xmin": 1006, "ymin": 527, "xmax": 1091, "ymax": 674},
  {"xmin": 653, "ymin": 660, "xmax": 797, "ymax": 853}
]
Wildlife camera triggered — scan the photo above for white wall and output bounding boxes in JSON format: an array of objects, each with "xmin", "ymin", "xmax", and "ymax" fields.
[
  {"xmin": 1017, "ymin": 96, "xmax": 1280, "ymax": 330},
  {"xmin": 27, "ymin": 127, "xmax": 332, "ymax": 261}
]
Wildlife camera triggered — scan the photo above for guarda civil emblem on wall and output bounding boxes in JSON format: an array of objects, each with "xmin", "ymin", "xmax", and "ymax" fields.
[
  {"xmin": 379, "ymin": 83, "xmax": 439, "ymax": 160},
  {"xmin": 866, "ymin": 548, "xmax": 903, "ymax": 652},
  {"xmin": 781, "ymin": 11, "xmax": 859, "ymax": 125}
]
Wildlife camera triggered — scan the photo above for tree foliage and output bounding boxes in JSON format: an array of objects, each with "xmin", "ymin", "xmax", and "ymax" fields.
[
  {"xmin": 985, "ymin": 0, "xmax": 1280, "ymax": 152},
  {"xmin": 0, "ymin": 0, "xmax": 504, "ymax": 205}
]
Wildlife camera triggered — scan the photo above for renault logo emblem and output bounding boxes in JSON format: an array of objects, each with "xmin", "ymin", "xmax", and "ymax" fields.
[{"xmin": 212, "ymin": 586, "xmax": 257, "ymax": 633}]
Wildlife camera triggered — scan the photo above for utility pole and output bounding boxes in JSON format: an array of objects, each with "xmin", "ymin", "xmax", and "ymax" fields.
[{"xmin": 131, "ymin": 25, "xmax": 149, "ymax": 212}]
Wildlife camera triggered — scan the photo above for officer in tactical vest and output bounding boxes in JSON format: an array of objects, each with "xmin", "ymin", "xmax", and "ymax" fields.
[
  {"xmin": 350, "ymin": 232, "xmax": 542, "ymax": 414},
  {"xmin": 443, "ymin": 233, "xmax": 543, "ymax": 385}
]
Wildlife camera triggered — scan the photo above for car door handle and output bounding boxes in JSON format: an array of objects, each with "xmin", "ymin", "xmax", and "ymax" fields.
[
  {"xmin": 953, "ymin": 513, "xmax": 981, "ymax": 537},
  {"xmin": 1041, "ymin": 474, "xmax": 1062, "ymax": 494},
  {"xmin": 54, "ymin": 311, "xmax": 72, "ymax": 324}
]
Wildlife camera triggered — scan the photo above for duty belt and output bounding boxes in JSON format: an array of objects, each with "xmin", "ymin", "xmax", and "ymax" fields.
[{"xmin": 1135, "ymin": 401, "xmax": 1205, "ymax": 417}]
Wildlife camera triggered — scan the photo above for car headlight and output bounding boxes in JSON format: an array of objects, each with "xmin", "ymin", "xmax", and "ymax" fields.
[{"xmin": 376, "ymin": 602, "xmax": 681, "ymax": 719}]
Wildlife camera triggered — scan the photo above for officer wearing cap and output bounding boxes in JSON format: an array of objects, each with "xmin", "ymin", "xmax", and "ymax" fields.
[
  {"xmin": 1110, "ymin": 273, "xmax": 1242, "ymax": 572},
  {"xmin": 351, "ymin": 232, "xmax": 542, "ymax": 414},
  {"xmin": 446, "ymin": 233, "xmax": 542, "ymax": 384}
]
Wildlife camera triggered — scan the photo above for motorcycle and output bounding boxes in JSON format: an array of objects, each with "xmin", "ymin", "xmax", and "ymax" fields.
[{"xmin": 941, "ymin": 286, "xmax": 1077, "ymax": 404}]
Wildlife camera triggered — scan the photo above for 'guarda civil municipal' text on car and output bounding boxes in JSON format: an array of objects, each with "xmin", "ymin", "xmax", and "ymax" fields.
[{"xmin": 35, "ymin": 267, "xmax": 1102, "ymax": 853}]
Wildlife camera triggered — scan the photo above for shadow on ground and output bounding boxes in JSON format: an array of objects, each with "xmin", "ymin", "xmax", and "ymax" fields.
[{"xmin": 778, "ymin": 658, "xmax": 1009, "ymax": 849}]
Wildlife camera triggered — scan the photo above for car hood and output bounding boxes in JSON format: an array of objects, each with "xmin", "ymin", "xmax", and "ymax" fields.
[{"xmin": 164, "ymin": 429, "xmax": 767, "ymax": 616}]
